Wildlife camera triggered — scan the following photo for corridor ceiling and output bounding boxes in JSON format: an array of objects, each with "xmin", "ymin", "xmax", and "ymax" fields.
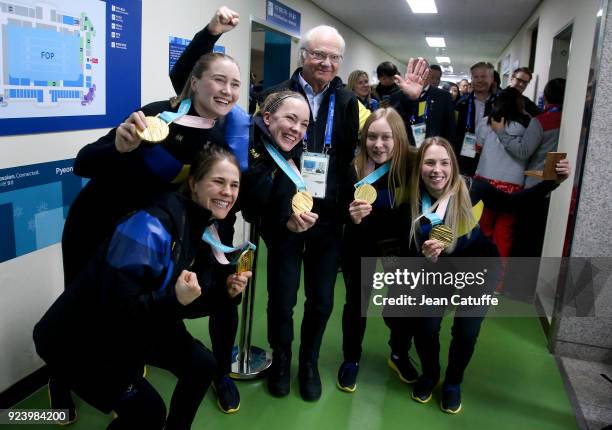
[{"xmin": 309, "ymin": 0, "xmax": 542, "ymax": 78}]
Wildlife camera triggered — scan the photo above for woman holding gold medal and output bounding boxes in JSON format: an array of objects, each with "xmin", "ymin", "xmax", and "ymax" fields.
[
  {"xmin": 336, "ymin": 108, "xmax": 419, "ymax": 393},
  {"xmin": 336, "ymin": 60, "xmax": 430, "ymax": 394},
  {"xmin": 35, "ymin": 146, "xmax": 251, "ymax": 430},
  {"xmin": 239, "ymin": 90, "xmax": 320, "ymax": 397},
  {"xmin": 401, "ymin": 137, "xmax": 570, "ymax": 414},
  {"xmin": 239, "ymin": 90, "xmax": 316, "ymax": 232},
  {"xmin": 54, "ymin": 6, "xmax": 246, "ymax": 420}
]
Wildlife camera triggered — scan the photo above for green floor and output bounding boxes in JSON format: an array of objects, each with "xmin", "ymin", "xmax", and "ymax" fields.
[{"xmin": 12, "ymin": 246, "xmax": 577, "ymax": 429}]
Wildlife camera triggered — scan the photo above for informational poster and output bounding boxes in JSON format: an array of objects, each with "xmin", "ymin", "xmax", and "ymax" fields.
[
  {"xmin": 0, "ymin": 0, "xmax": 142, "ymax": 136},
  {"xmin": 168, "ymin": 35, "xmax": 225, "ymax": 73},
  {"xmin": 0, "ymin": 159, "xmax": 85, "ymax": 263}
]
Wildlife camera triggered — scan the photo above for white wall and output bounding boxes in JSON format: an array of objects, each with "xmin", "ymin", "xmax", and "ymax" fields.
[
  {"xmin": 495, "ymin": 0, "xmax": 599, "ymax": 258},
  {"xmin": 0, "ymin": 0, "xmax": 399, "ymax": 394}
]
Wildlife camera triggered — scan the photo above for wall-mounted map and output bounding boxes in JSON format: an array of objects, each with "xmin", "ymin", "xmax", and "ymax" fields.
[
  {"xmin": 1, "ymin": 1, "xmax": 106, "ymax": 117},
  {"xmin": 0, "ymin": 0, "xmax": 141, "ymax": 135}
]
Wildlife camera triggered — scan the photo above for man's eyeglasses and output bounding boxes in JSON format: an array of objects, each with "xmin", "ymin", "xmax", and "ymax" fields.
[
  {"xmin": 513, "ymin": 77, "xmax": 530, "ymax": 85},
  {"xmin": 302, "ymin": 48, "xmax": 343, "ymax": 64}
]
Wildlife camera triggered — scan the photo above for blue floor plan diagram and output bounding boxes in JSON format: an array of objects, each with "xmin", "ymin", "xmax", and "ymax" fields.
[{"xmin": 0, "ymin": 0, "xmax": 106, "ymax": 118}]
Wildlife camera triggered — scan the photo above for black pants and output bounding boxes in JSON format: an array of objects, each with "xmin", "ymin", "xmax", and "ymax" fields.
[
  {"xmin": 262, "ymin": 220, "xmax": 341, "ymax": 363},
  {"xmin": 340, "ymin": 240, "xmax": 412, "ymax": 362},
  {"xmin": 512, "ymin": 196, "xmax": 549, "ymax": 257},
  {"xmin": 106, "ymin": 378, "xmax": 166, "ymax": 430},
  {"xmin": 48, "ymin": 304, "xmax": 235, "ymax": 419},
  {"xmin": 59, "ymin": 327, "xmax": 215, "ymax": 430},
  {"xmin": 208, "ymin": 301, "xmax": 238, "ymax": 375},
  {"xmin": 505, "ymin": 197, "xmax": 550, "ymax": 300},
  {"xmin": 145, "ymin": 331, "xmax": 216, "ymax": 430},
  {"xmin": 414, "ymin": 314, "xmax": 485, "ymax": 385},
  {"xmin": 209, "ymin": 214, "xmax": 238, "ymax": 375}
]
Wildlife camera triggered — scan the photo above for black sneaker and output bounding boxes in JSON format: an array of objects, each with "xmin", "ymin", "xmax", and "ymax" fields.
[
  {"xmin": 387, "ymin": 353, "xmax": 418, "ymax": 383},
  {"xmin": 298, "ymin": 361, "xmax": 321, "ymax": 401},
  {"xmin": 412, "ymin": 376, "xmax": 438, "ymax": 403},
  {"xmin": 213, "ymin": 375, "xmax": 240, "ymax": 414},
  {"xmin": 268, "ymin": 349, "xmax": 291, "ymax": 397},
  {"xmin": 336, "ymin": 361, "xmax": 359, "ymax": 393},
  {"xmin": 440, "ymin": 383, "xmax": 462, "ymax": 414},
  {"xmin": 48, "ymin": 377, "xmax": 77, "ymax": 425}
]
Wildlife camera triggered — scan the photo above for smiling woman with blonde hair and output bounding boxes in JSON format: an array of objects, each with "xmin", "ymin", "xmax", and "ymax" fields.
[
  {"xmin": 347, "ymin": 70, "xmax": 379, "ymax": 111},
  {"xmin": 337, "ymin": 107, "xmax": 418, "ymax": 393},
  {"xmin": 401, "ymin": 136, "xmax": 571, "ymax": 414},
  {"xmin": 408, "ymin": 137, "xmax": 474, "ymax": 253}
]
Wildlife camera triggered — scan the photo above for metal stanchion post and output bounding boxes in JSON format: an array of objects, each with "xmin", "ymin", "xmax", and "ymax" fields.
[{"xmin": 230, "ymin": 222, "xmax": 272, "ymax": 379}]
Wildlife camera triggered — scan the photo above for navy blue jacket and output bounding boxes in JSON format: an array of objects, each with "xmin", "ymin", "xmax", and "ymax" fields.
[{"xmin": 390, "ymin": 86, "xmax": 456, "ymax": 146}]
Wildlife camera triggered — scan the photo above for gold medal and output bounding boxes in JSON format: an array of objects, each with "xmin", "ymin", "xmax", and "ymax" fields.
[
  {"xmin": 354, "ymin": 183, "xmax": 377, "ymax": 204},
  {"xmin": 430, "ymin": 224, "xmax": 454, "ymax": 248},
  {"xmin": 137, "ymin": 116, "xmax": 170, "ymax": 143},
  {"xmin": 236, "ymin": 248, "xmax": 254, "ymax": 273},
  {"xmin": 291, "ymin": 191, "xmax": 313, "ymax": 214}
]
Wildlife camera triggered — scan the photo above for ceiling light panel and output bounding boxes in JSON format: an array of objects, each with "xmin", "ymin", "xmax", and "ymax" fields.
[
  {"xmin": 407, "ymin": 0, "xmax": 438, "ymax": 14},
  {"xmin": 426, "ymin": 37, "xmax": 446, "ymax": 47}
]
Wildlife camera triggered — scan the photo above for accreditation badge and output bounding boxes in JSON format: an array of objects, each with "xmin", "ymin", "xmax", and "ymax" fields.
[
  {"xmin": 300, "ymin": 152, "xmax": 329, "ymax": 198},
  {"xmin": 460, "ymin": 132, "xmax": 477, "ymax": 158},
  {"xmin": 411, "ymin": 123, "xmax": 427, "ymax": 148}
]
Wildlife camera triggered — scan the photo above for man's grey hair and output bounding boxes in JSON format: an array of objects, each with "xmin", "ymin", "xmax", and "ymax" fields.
[
  {"xmin": 470, "ymin": 61, "xmax": 494, "ymax": 77},
  {"xmin": 298, "ymin": 25, "xmax": 346, "ymax": 66}
]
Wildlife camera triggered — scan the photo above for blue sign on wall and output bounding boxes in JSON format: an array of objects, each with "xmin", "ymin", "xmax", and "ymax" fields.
[
  {"xmin": 168, "ymin": 35, "xmax": 225, "ymax": 74},
  {"xmin": 266, "ymin": 0, "xmax": 301, "ymax": 36},
  {"xmin": 0, "ymin": 0, "xmax": 142, "ymax": 136},
  {"xmin": 0, "ymin": 159, "xmax": 85, "ymax": 263}
]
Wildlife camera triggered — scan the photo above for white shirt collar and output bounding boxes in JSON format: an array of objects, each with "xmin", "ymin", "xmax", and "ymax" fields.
[{"xmin": 298, "ymin": 73, "xmax": 330, "ymax": 96}]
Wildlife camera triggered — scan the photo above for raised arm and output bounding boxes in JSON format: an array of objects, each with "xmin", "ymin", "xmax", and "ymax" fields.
[
  {"xmin": 170, "ymin": 6, "xmax": 239, "ymax": 93},
  {"xmin": 468, "ymin": 158, "xmax": 570, "ymax": 211}
]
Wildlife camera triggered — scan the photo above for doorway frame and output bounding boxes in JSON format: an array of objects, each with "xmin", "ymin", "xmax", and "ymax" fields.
[{"xmin": 248, "ymin": 15, "xmax": 301, "ymax": 87}]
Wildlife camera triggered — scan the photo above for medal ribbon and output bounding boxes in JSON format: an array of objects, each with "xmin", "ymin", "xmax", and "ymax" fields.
[
  {"xmin": 263, "ymin": 140, "xmax": 307, "ymax": 192},
  {"xmin": 173, "ymin": 115, "xmax": 216, "ymax": 129},
  {"xmin": 466, "ymin": 93, "xmax": 496, "ymax": 131},
  {"xmin": 421, "ymin": 192, "xmax": 450, "ymax": 234},
  {"xmin": 465, "ymin": 94, "xmax": 474, "ymax": 131},
  {"xmin": 158, "ymin": 99, "xmax": 216, "ymax": 129},
  {"xmin": 354, "ymin": 161, "xmax": 390, "ymax": 189},
  {"xmin": 202, "ymin": 225, "xmax": 256, "ymax": 265},
  {"xmin": 159, "ymin": 98, "xmax": 191, "ymax": 123}
]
